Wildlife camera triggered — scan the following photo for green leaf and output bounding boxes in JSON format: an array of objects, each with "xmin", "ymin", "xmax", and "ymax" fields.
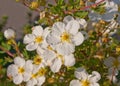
[
  {"xmin": 37, "ymin": 0, "xmax": 46, "ymax": 6},
  {"xmin": 57, "ymin": 0, "xmax": 65, "ymax": 6},
  {"xmin": 1, "ymin": 42, "xmax": 11, "ymax": 51},
  {"xmin": 74, "ymin": 11, "xmax": 88, "ymax": 18},
  {"xmin": 69, "ymin": 0, "xmax": 80, "ymax": 5}
]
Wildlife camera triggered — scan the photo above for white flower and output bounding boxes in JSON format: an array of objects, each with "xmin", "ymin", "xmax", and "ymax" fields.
[
  {"xmin": 7, "ymin": 56, "xmax": 33, "ymax": 85},
  {"xmin": 4, "ymin": 28, "xmax": 15, "ymax": 39},
  {"xmin": 23, "ymin": 26, "xmax": 51, "ymax": 54},
  {"xmin": 47, "ymin": 20, "xmax": 84, "ymax": 55},
  {"xmin": 43, "ymin": 48, "xmax": 75, "ymax": 73},
  {"xmin": 26, "ymin": 65, "xmax": 46, "ymax": 86},
  {"xmin": 63, "ymin": 15, "xmax": 87, "ymax": 28},
  {"xmin": 104, "ymin": 56, "xmax": 120, "ymax": 70},
  {"xmin": 89, "ymin": 1, "xmax": 118, "ymax": 22},
  {"xmin": 107, "ymin": 67, "xmax": 118, "ymax": 84},
  {"xmin": 33, "ymin": 54, "xmax": 46, "ymax": 68},
  {"xmin": 104, "ymin": 56, "xmax": 120, "ymax": 83},
  {"xmin": 70, "ymin": 67, "xmax": 101, "ymax": 86}
]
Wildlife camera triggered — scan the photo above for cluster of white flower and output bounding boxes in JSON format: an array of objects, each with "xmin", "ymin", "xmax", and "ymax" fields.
[
  {"xmin": 70, "ymin": 67, "xmax": 101, "ymax": 86},
  {"xmin": 6, "ymin": 16, "xmax": 93, "ymax": 86},
  {"xmin": 7, "ymin": 56, "xmax": 46, "ymax": 86},
  {"xmin": 23, "ymin": 15, "xmax": 86, "ymax": 73},
  {"xmin": 3, "ymin": 0, "xmax": 120, "ymax": 86},
  {"xmin": 104, "ymin": 56, "xmax": 120, "ymax": 85}
]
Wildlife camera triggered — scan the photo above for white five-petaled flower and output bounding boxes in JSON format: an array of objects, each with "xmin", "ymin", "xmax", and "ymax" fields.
[
  {"xmin": 104, "ymin": 56, "xmax": 120, "ymax": 83},
  {"xmin": 26, "ymin": 65, "xmax": 46, "ymax": 86},
  {"xmin": 43, "ymin": 48, "xmax": 75, "ymax": 73},
  {"xmin": 104, "ymin": 56, "xmax": 120, "ymax": 70},
  {"xmin": 4, "ymin": 28, "xmax": 15, "ymax": 39},
  {"xmin": 23, "ymin": 26, "xmax": 50, "ymax": 54},
  {"xmin": 47, "ymin": 20, "xmax": 84, "ymax": 55},
  {"xmin": 89, "ymin": 0, "xmax": 118, "ymax": 22},
  {"xmin": 63, "ymin": 15, "xmax": 87, "ymax": 28},
  {"xmin": 7, "ymin": 56, "xmax": 33, "ymax": 85},
  {"xmin": 70, "ymin": 67, "xmax": 101, "ymax": 86}
]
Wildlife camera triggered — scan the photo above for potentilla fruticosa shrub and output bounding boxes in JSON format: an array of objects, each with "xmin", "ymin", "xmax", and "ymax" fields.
[{"xmin": 0, "ymin": 0, "xmax": 120, "ymax": 86}]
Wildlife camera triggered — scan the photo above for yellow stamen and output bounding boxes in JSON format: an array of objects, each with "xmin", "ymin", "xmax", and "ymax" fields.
[
  {"xmin": 113, "ymin": 59, "xmax": 120, "ymax": 68},
  {"xmin": 116, "ymin": 47, "xmax": 120, "ymax": 52},
  {"xmin": 37, "ymin": 68, "xmax": 46, "ymax": 76},
  {"xmin": 35, "ymin": 36, "xmax": 43, "ymax": 44},
  {"xmin": 18, "ymin": 67, "xmax": 25, "ymax": 74},
  {"xmin": 61, "ymin": 32, "xmax": 70, "ymax": 42},
  {"xmin": 57, "ymin": 53, "xmax": 64, "ymax": 63},
  {"xmin": 81, "ymin": 80, "xmax": 90, "ymax": 86},
  {"xmin": 31, "ymin": 73, "xmax": 38, "ymax": 79},
  {"xmin": 30, "ymin": 1, "xmax": 39, "ymax": 9},
  {"xmin": 47, "ymin": 45, "xmax": 53, "ymax": 50},
  {"xmin": 33, "ymin": 55, "xmax": 42, "ymax": 65}
]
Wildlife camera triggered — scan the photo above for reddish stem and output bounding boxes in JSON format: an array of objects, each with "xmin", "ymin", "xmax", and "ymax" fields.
[
  {"xmin": 80, "ymin": 0, "xmax": 105, "ymax": 10},
  {"xmin": 0, "ymin": 45, "xmax": 14, "ymax": 58},
  {"xmin": 64, "ymin": 0, "xmax": 105, "ymax": 14}
]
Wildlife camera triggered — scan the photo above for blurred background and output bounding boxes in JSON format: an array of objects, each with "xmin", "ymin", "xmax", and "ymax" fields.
[{"xmin": 0, "ymin": 0, "xmax": 39, "ymax": 39}]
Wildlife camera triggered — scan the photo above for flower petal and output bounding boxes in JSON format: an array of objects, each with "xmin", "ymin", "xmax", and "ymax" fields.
[
  {"xmin": 7, "ymin": 64, "xmax": 18, "ymax": 77},
  {"xmin": 26, "ymin": 42, "xmax": 38, "ymax": 51},
  {"xmin": 89, "ymin": 71, "xmax": 101, "ymax": 83},
  {"xmin": 24, "ymin": 60, "xmax": 33, "ymax": 73},
  {"xmin": 90, "ymin": 83, "xmax": 100, "ymax": 86},
  {"xmin": 4, "ymin": 28, "xmax": 15, "ymax": 39},
  {"xmin": 76, "ymin": 18, "xmax": 87, "ymax": 28},
  {"xmin": 74, "ymin": 67, "xmax": 88, "ymax": 80},
  {"xmin": 64, "ymin": 54, "xmax": 75, "ymax": 67},
  {"xmin": 88, "ymin": 11, "xmax": 101, "ymax": 21},
  {"xmin": 26, "ymin": 78, "xmax": 37, "ymax": 86},
  {"xmin": 36, "ymin": 47, "xmax": 45, "ymax": 55},
  {"xmin": 52, "ymin": 22, "xmax": 65, "ymax": 36},
  {"xmin": 72, "ymin": 32, "xmax": 84, "ymax": 46},
  {"xmin": 70, "ymin": 80, "xmax": 80, "ymax": 86},
  {"xmin": 56, "ymin": 43, "xmax": 75, "ymax": 55},
  {"xmin": 42, "ymin": 27, "xmax": 51, "ymax": 38},
  {"xmin": 13, "ymin": 74, "xmax": 23, "ymax": 85},
  {"xmin": 23, "ymin": 34, "xmax": 35, "ymax": 44},
  {"xmin": 46, "ymin": 33, "xmax": 61, "ymax": 45},
  {"xmin": 104, "ymin": 57, "xmax": 115, "ymax": 67},
  {"xmin": 66, "ymin": 20, "xmax": 80, "ymax": 35},
  {"xmin": 43, "ymin": 50, "xmax": 56, "ymax": 62},
  {"xmin": 23, "ymin": 72, "xmax": 31, "ymax": 82},
  {"xmin": 37, "ymin": 76, "xmax": 45, "ymax": 86},
  {"xmin": 14, "ymin": 56, "xmax": 25, "ymax": 67},
  {"xmin": 32, "ymin": 25, "xmax": 43, "ymax": 36},
  {"xmin": 50, "ymin": 58, "xmax": 62, "ymax": 73},
  {"xmin": 63, "ymin": 15, "xmax": 74, "ymax": 24}
]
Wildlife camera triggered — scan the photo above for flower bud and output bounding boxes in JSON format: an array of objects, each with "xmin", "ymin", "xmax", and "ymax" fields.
[
  {"xmin": 30, "ymin": 1, "xmax": 39, "ymax": 9},
  {"xmin": 4, "ymin": 28, "xmax": 15, "ymax": 39}
]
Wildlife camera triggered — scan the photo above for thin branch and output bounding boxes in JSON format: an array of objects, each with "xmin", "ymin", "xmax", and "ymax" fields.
[
  {"xmin": 64, "ymin": 0, "xmax": 105, "ymax": 14},
  {"xmin": 22, "ymin": 1, "xmax": 41, "ymax": 12},
  {"xmin": 0, "ymin": 45, "xmax": 14, "ymax": 58}
]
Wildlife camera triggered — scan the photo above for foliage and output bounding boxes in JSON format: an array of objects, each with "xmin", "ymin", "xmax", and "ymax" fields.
[{"xmin": 0, "ymin": 0, "xmax": 120, "ymax": 86}]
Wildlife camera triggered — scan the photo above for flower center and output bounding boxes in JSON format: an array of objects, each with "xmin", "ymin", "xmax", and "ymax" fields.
[
  {"xmin": 33, "ymin": 55, "xmax": 42, "ymax": 65},
  {"xmin": 47, "ymin": 45, "xmax": 53, "ymax": 50},
  {"xmin": 61, "ymin": 32, "xmax": 70, "ymax": 42},
  {"xmin": 113, "ymin": 59, "xmax": 119, "ymax": 68},
  {"xmin": 31, "ymin": 73, "xmax": 38, "ymax": 79},
  {"xmin": 37, "ymin": 68, "xmax": 46, "ymax": 76},
  {"xmin": 81, "ymin": 80, "xmax": 90, "ymax": 86},
  {"xmin": 35, "ymin": 36, "xmax": 43, "ymax": 44},
  {"xmin": 56, "ymin": 53, "xmax": 64, "ymax": 63},
  {"xmin": 18, "ymin": 67, "xmax": 25, "ymax": 74}
]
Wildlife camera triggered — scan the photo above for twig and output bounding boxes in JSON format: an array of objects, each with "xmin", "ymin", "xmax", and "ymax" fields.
[
  {"xmin": 64, "ymin": 0, "xmax": 105, "ymax": 14},
  {"xmin": 0, "ymin": 45, "xmax": 14, "ymax": 58},
  {"xmin": 22, "ymin": 1, "xmax": 41, "ymax": 12}
]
